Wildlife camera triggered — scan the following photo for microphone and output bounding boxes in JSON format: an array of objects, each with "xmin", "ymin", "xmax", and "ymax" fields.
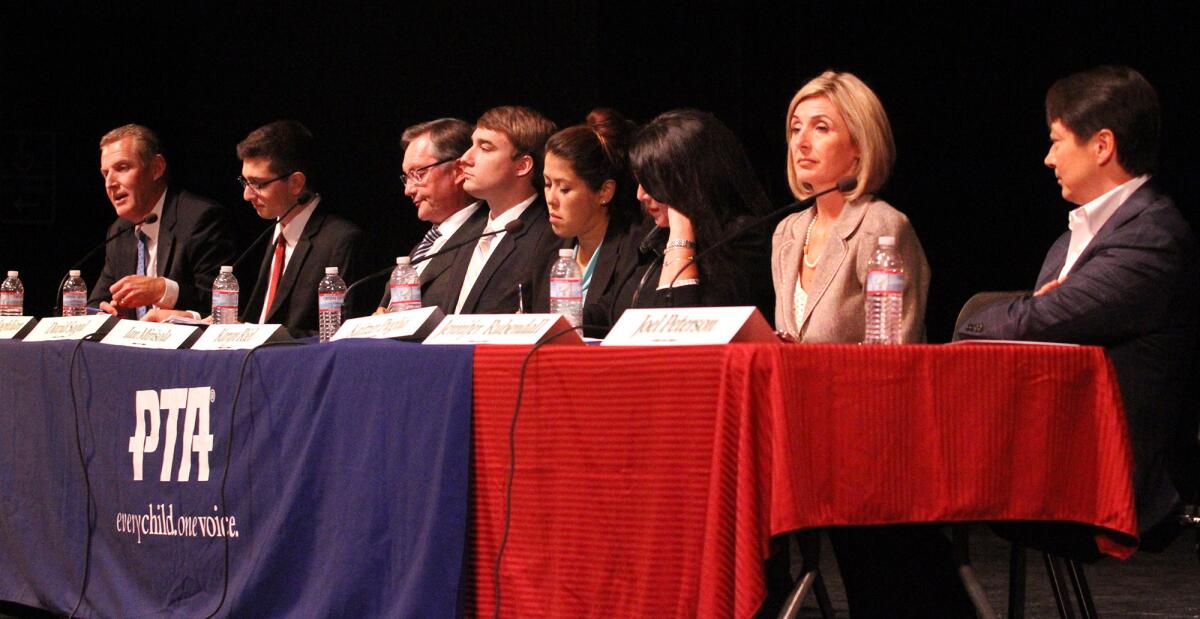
[
  {"xmin": 343, "ymin": 219, "xmax": 525, "ymax": 301},
  {"xmin": 664, "ymin": 175, "xmax": 858, "ymax": 300},
  {"xmin": 53, "ymin": 212, "xmax": 159, "ymax": 315}
]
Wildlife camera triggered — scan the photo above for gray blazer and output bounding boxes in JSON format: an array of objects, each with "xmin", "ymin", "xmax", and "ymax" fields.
[{"xmin": 772, "ymin": 197, "xmax": 930, "ymax": 343}]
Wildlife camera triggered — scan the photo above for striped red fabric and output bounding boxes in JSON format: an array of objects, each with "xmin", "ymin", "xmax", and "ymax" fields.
[{"xmin": 469, "ymin": 342, "xmax": 1137, "ymax": 618}]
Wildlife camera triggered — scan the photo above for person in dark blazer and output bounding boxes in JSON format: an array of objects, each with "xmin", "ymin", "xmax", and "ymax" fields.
[
  {"xmin": 376, "ymin": 118, "xmax": 486, "ymax": 314},
  {"xmin": 445, "ymin": 106, "xmax": 562, "ymax": 314},
  {"xmin": 959, "ymin": 66, "xmax": 1198, "ymax": 539},
  {"xmin": 236, "ymin": 120, "xmax": 363, "ymax": 337},
  {"xmin": 92, "ymin": 124, "xmax": 234, "ymax": 316},
  {"xmin": 583, "ymin": 109, "xmax": 775, "ymax": 336},
  {"xmin": 529, "ymin": 109, "xmax": 647, "ymax": 325}
]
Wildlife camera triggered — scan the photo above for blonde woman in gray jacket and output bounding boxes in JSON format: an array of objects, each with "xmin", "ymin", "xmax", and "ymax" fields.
[{"xmin": 772, "ymin": 70, "xmax": 930, "ymax": 344}]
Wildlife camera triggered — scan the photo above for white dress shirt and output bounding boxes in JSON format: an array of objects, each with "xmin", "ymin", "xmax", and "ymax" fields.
[
  {"xmin": 136, "ymin": 190, "xmax": 180, "ymax": 308},
  {"xmin": 259, "ymin": 197, "xmax": 320, "ymax": 323},
  {"xmin": 1059, "ymin": 175, "xmax": 1150, "ymax": 279},
  {"xmin": 417, "ymin": 201, "xmax": 482, "ymax": 275}
]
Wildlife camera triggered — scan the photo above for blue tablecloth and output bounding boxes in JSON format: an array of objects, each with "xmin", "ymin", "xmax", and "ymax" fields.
[{"xmin": 0, "ymin": 337, "xmax": 474, "ymax": 618}]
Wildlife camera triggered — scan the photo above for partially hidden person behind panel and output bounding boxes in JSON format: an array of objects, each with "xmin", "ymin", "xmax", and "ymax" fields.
[
  {"xmin": 375, "ymin": 118, "xmax": 486, "ymax": 314},
  {"xmin": 237, "ymin": 120, "xmax": 363, "ymax": 337},
  {"xmin": 92, "ymin": 124, "xmax": 235, "ymax": 318},
  {"xmin": 584, "ymin": 109, "xmax": 775, "ymax": 332},
  {"xmin": 530, "ymin": 108, "xmax": 649, "ymax": 331},
  {"xmin": 957, "ymin": 65, "xmax": 1198, "ymax": 543},
  {"xmin": 773, "ymin": 70, "xmax": 929, "ymax": 343},
  {"xmin": 445, "ymin": 106, "xmax": 562, "ymax": 314}
]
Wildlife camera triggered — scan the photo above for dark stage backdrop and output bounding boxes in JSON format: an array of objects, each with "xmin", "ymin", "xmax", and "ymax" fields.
[{"xmin": 3, "ymin": 4, "xmax": 1198, "ymax": 341}]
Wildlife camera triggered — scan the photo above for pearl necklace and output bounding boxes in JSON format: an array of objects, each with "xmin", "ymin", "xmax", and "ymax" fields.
[{"xmin": 802, "ymin": 215, "xmax": 821, "ymax": 269}]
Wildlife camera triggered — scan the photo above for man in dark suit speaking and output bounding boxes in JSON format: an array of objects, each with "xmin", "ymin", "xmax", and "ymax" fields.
[
  {"xmin": 237, "ymin": 120, "xmax": 363, "ymax": 337},
  {"xmin": 958, "ymin": 66, "xmax": 1198, "ymax": 537},
  {"xmin": 92, "ymin": 124, "xmax": 235, "ymax": 316}
]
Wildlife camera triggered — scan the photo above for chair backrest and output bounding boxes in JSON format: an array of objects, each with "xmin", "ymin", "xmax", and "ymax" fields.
[{"xmin": 951, "ymin": 291, "xmax": 1029, "ymax": 342}]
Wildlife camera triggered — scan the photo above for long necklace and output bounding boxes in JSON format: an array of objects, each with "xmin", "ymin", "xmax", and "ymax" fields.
[{"xmin": 802, "ymin": 215, "xmax": 821, "ymax": 269}]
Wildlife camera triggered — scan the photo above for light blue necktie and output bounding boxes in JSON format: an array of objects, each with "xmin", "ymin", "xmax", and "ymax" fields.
[{"xmin": 136, "ymin": 230, "xmax": 149, "ymax": 318}]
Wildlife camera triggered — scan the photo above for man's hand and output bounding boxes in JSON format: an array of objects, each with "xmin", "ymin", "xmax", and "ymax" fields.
[
  {"xmin": 1034, "ymin": 277, "xmax": 1065, "ymax": 297},
  {"xmin": 98, "ymin": 301, "xmax": 121, "ymax": 315},
  {"xmin": 141, "ymin": 308, "xmax": 200, "ymax": 323},
  {"xmin": 108, "ymin": 275, "xmax": 166, "ymax": 310}
]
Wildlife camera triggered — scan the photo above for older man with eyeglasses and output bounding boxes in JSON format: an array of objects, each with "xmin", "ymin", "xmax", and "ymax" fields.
[{"xmin": 374, "ymin": 118, "xmax": 487, "ymax": 315}]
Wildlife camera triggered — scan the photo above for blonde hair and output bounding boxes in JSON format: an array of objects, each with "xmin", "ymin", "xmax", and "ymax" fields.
[
  {"xmin": 785, "ymin": 71, "xmax": 894, "ymax": 202},
  {"xmin": 99, "ymin": 123, "xmax": 162, "ymax": 163}
]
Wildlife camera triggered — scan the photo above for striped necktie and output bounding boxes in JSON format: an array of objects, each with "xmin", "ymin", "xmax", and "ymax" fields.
[
  {"xmin": 411, "ymin": 226, "xmax": 442, "ymax": 262},
  {"xmin": 135, "ymin": 230, "xmax": 149, "ymax": 318}
]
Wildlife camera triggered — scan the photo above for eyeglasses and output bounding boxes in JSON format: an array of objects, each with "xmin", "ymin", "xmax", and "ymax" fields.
[
  {"xmin": 237, "ymin": 171, "xmax": 293, "ymax": 193},
  {"xmin": 400, "ymin": 158, "xmax": 456, "ymax": 187}
]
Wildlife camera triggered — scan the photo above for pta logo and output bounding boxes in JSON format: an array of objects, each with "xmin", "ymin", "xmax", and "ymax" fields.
[{"xmin": 129, "ymin": 387, "xmax": 215, "ymax": 482}]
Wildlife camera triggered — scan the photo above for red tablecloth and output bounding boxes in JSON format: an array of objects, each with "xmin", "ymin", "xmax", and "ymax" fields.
[{"xmin": 468, "ymin": 343, "xmax": 1137, "ymax": 618}]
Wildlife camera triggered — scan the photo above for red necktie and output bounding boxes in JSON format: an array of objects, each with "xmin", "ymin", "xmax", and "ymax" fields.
[{"xmin": 262, "ymin": 234, "xmax": 286, "ymax": 322}]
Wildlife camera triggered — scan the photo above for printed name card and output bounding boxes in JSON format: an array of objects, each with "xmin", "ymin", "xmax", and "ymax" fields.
[
  {"xmin": 100, "ymin": 319, "xmax": 201, "ymax": 349},
  {"xmin": 331, "ymin": 306, "xmax": 445, "ymax": 341},
  {"xmin": 191, "ymin": 323, "xmax": 291, "ymax": 351},
  {"xmin": 0, "ymin": 316, "xmax": 37, "ymax": 340},
  {"xmin": 422, "ymin": 314, "xmax": 584, "ymax": 345},
  {"xmin": 23, "ymin": 314, "xmax": 119, "ymax": 342},
  {"xmin": 602, "ymin": 306, "xmax": 777, "ymax": 346}
]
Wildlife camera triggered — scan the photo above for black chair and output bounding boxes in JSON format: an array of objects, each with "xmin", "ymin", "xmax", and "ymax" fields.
[{"xmin": 952, "ymin": 290, "xmax": 1102, "ymax": 619}]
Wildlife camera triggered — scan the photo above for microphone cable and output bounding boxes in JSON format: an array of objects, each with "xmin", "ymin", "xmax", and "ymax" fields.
[
  {"xmin": 492, "ymin": 323, "xmax": 592, "ymax": 619},
  {"xmin": 67, "ymin": 333, "xmax": 105, "ymax": 619},
  {"xmin": 202, "ymin": 339, "xmax": 305, "ymax": 619}
]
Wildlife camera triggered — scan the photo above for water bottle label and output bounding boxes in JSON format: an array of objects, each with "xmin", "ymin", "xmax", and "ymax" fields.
[
  {"xmin": 389, "ymin": 283, "xmax": 420, "ymax": 305},
  {"xmin": 0, "ymin": 292, "xmax": 22, "ymax": 311},
  {"xmin": 866, "ymin": 270, "xmax": 904, "ymax": 295},
  {"xmin": 549, "ymin": 277, "xmax": 582, "ymax": 300},
  {"xmin": 63, "ymin": 292, "xmax": 87, "ymax": 308},
  {"xmin": 318, "ymin": 293, "xmax": 345, "ymax": 312},
  {"xmin": 212, "ymin": 291, "xmax": 238, "ymax": 309}
]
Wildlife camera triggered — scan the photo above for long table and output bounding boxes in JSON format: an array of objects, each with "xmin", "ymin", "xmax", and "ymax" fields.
[
  {"xmin": 0, "ymin": 338, "xmax": 474, "ymax": 618},
  {"xmin": 468, "ymin": 343, "xmax": 1136, "ymax": 618},
  {"xmin": 2, "ymin": 340, "xmax": 1136, "ymax": 618}
]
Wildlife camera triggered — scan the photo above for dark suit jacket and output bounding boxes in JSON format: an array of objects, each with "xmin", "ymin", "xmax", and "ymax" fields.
[
  {"xmin": 244, "ymin": 201, "xmax": 363, "ymax": 337},
  {"xmin": 441, "ymin": 196, "xmax": 562, "ymax": 315},
  {"xmin": 529, "ymin": 214, "xmax": 649, "ymax": 315},
  {"xmin": 581, "ymin": 215, "xmax": 775, "ymax": 337},
  {"xmin": 958, "ymin": 183, "xmax": 1199, "ymax": 532},
  {"xmin": 378, "ymin": 206, "xmax": 489, "ymax": 312},
  {"xmin": 89, "ymin": 188, "xmax": 235, "ymax": 312}
]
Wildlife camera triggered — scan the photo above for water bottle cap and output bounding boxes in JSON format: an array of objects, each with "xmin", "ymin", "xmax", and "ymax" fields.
[
  {"xmin": 69, "ymin": 269, "xmax": 81, "ymax": 277},
  {"xmin": 396, "ymin": 256, "xmax": 411, "ymax": 265},
  {"xmin": 325, "ymin": 267, "xmax": 339, "ymax": 274},
  {"xmin": 6, "ymin": 271, "xmax": 16, "ymax": 277},
  {"xmin": 558, "ymin": 248, "xmax": 573, "ymax": 258},
  {"xmin": 220, "ymin": 265, "xmax": 233, "ymax": 273},
  {"xmin": 878, "ymin": 236, "xmax": 896, "ymax": 247}
]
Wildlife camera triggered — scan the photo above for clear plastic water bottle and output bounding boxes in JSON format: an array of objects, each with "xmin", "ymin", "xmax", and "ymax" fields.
[
  {"xmin": 548, "ymin": 248, "xmax": 583, "ymax": 328},
  {"xmin": 211, "ymin": 265, "xmax": 239, "ymax": 324},
  {"xmin": 864, "ymin": 236, "xmax": 905, "ymax": 344},
  {"xmin": 317, "ymin": 266, "xmax": 347, "ymax": 342},
  {"xmin": 387, "ymin": 256, "xmax": 421, "ymax": 313},
  {"xmin": 0, "ymin": 271, "xmax": 24, "ymax": 316},
  {"xmin": 63, "ymin": 270, "xmax": 88, "ymax": 317}
]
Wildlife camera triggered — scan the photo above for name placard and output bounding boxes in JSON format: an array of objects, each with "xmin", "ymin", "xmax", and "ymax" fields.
[
  {"xmin": 422, "ymin": 314, "xmax": 584, "ymax": 346},
  {"xmin": 23, "ymin": 315, "xmax": 119, "ymax": 342},
  {"xmin": 331, "ymin": 306, "xmax": 445, "ymax": 341},
  {"xmin": 100, "ymin": 319, "xmax": 201, "ymax": 349},
  {"xmin": 191, "ymin": 323, "xmax": 292, "ymax": 350},
  {"xmin": 0, "ymin": 316, "xmax": 37, "ymax": 340},
  {"xmin": 602, "ymin": 306, "xmax": 776, "ymax": 346}
]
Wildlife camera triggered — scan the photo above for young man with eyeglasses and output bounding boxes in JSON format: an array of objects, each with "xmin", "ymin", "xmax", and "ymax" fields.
[
  {"xmin": 237, "ymin": 120, "xmax": 363, "ymax": 337},
  {"xmin": 445, "ymin": 106, "xmax": 562, "ymax": 314},
  {"xmin": 375, "ymin": 118, "xmax": 488, "ymax": 314},
  {"xmin": 92, "ymin": 124, "xmax": 236, "ymax": 318}
]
